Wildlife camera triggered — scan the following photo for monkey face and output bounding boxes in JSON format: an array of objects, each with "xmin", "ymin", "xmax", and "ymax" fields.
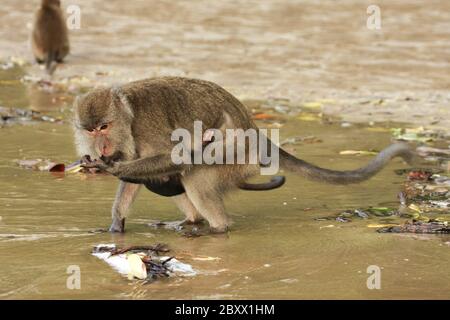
[{"xmin": 73, "ymin": 88, "xmax": 136, "ymax": 163}]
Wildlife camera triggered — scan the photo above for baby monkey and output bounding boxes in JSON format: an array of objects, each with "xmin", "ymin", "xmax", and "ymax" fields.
[
  {"xmin": 32, "ymin": 0, "xmax": 70, "ymax": 74},
  {"xmin": 74, "ymin": 77, "xmax": 414, "ymax": 234}
]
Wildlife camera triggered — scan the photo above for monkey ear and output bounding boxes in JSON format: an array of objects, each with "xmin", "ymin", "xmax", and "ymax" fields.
[
  {"xmin": 111, "ymin": 87, "xmax": 134, "ymax": 119},
  {"xmin": 72, "ymin": 94, "xmax": 85, "ymax": 125}
]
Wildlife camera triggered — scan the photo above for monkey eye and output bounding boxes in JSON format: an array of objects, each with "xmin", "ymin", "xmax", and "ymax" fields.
[{"xmin": 99, "ymin": 124, "xmax": 109, "ymax": 131}]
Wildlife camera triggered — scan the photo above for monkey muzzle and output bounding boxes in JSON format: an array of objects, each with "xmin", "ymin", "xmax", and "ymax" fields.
[{"xmin": 100, "ymin": 151, "xmax": 124, "ymax": 165}]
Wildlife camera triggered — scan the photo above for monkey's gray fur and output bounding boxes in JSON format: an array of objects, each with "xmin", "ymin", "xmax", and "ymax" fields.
[{"xmin": 73, "ymin": 77, "xmax": 414, "ymax": 234}]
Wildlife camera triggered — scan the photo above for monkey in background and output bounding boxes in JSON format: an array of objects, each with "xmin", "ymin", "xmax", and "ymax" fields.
[
  {"xmin": 74, "ymin": 77, "xmax": 414, "ymax": 234},
  {"xmin": 32, "ymin": 0, "xmax": 70, "ymax": 74}
]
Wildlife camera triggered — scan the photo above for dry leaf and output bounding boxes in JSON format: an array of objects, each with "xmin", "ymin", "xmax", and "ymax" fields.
[
  {"xmin": 252, "ymin": 113, "xmax": 277, "ymax": 120},
  {"xmin": 127, "ymin": 254, "xmax": 147, "ymax": 280},
  {"xmin": 339, "ymin": 150, "xmax": 378, "ymax": 156},
  {"xmin": 302, "ymin": 102, "xmax": 322, "ymax": 108}
]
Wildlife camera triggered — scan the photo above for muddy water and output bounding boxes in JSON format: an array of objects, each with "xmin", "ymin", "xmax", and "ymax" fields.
[
  {"xmin": 0, "ymin": 69, "xmax": 449, "ymax": 299},
  {"xmin": 2, "ymin": 0, "xmax": 450, "ymax": 130}
]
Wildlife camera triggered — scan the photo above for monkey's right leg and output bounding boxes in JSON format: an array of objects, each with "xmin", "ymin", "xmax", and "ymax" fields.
[
  {"xmin": 110, "ymin": 181, "xmax": 142, "ymax": 232},
  {"xmin": 183, "ymin": 173, "xmax": 230, "ymax": 234},
  {"xmin": 172, "ymin": 194, "xmax": 204, "ymax": 225}
]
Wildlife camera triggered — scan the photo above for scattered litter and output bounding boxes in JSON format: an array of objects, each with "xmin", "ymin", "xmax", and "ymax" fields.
[
  {"xmin": 92, "ymin": 244, "xmax": 196, "ymax": 282},
  {"xmin": 251, "ymin": 112, "xmax": 278, "ymax": 121},
  {"xmin": 391, "ymin": 127, "xmax": 449, "ymax": 143},
  {"xmin": 16, "ymin": 158, "xmax": 104, "ymax": 174},
  {"xmin": 0, "ymin": 56, "xmax": 27, "ymax": 70},
  {"xmin": 279, "ymin": 135, "xmax": 322, "ymax": 146},
  {"xmin": 297, "ymin": 112, "xmax": 322, "ymax": 122},
  {"xmin": 339, "ymin": 150, "xmax": 378, "ymax": 156},
  {"xmin": 192, "ymin": 256, "xmax": 221, "ymax": 261},
  {"xmin": 316, "ymin": 207, "xmax": 397, "ymax": 223},
  {"xmin": 280, "ymin": 278, "xmax": 299, "ymax": 284},
  {"xmin": 302, "ymin": 102, "xmax": 322, "ymax": 109},
  {"xmin": 22, "ymin": 75, "xmax": 93, "ymax": 94},
  {"xmin": 367, "ymin": 224, "xmax": 398, "ymax": 228},
  {"xmin": 377, "ymin": 220, "xmax": 450, "ymax": 234},
  {"xmin": 0, "ymin": 106, "xmax": 62, "ymax": 126},
  {"xmin": 416, "ymin": 146, "xmax": 450, "ymax": 157},
  {"xmin": 16, "ymin": 159, "xmax": 65, "ymax": 172},
  {"xmin": 407, "ymin": 170, "xmax": 433, "ymax": 181}
]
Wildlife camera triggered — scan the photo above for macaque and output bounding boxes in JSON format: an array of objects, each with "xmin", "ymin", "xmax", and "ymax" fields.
[
  {"xmin": 32, "ymin": 0, "xmax": 70, "ymax": 73},
  {"xmin": 73, "ymin": 77, "xmax": 414, "ymax": 234}
]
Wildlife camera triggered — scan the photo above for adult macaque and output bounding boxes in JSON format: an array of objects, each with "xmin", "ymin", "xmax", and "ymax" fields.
[
  {"xmin": 32, "ymin": 0, "xmax": 70, "ymax": 73},
  {"xmin": 74, "ymin": 77, "xmax": 414, "ymax": 234}
]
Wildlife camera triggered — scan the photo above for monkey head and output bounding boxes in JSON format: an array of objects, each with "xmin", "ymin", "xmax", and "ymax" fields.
[
  {"xmin": 73, "ymin": 87, "xmax": 137, "ymax": 164},
  {"xmin": 42, "ymin": 0, "xmax": 61, "ymax": 8}
]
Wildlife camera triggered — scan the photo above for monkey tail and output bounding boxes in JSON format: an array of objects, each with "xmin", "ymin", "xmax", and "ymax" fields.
[
  {"xmin": 238, "ymin": 176, "xmax": 286, "ymax": 191},
  {"xmin": 277, "ymin": 142, "xmax": 415, "ymax": 185}
]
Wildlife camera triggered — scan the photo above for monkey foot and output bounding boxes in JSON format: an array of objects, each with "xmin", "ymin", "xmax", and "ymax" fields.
[
  {"xmin": 182, "ymin": 227, "xmax": 210, "ymax": 238},
  {"xmin": 148, "ymin": 219, "xmax": 204, "ymax": 232},
  {"xmin": 182, "ymin": 226, "xmax": 229, "ymax": 238},
  {"xmin": 109, "ymin": 218, "xmax": 125, "ymax": 233},
  {"xmin": 88, "ymin": 228, "xmax": 108, "ymax": 234},
  {"xmin": 179, "ymin": 218, "xmax": 205, "ymax": 226}
]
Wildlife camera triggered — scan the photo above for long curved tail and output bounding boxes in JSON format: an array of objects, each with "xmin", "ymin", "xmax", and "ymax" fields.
[
  {"xmin": 238, "ymin": 176, "xmax": 286, "ymax": 190},
  {"xmin": 278, "ymin": 142, "xmax": 414, "ymax": 184}
]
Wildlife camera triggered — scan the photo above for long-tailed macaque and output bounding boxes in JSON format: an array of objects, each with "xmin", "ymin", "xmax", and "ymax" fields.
[
  {"xmin": 32, "ymin": 0, "xmax": 70, "ymax": 73},
  {"xmin": 73, "ymin": 77, "xmax": 414, "ymax": 234}
]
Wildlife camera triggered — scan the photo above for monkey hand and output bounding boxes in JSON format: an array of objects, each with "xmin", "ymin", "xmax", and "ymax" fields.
[{"xmin": 81, "ymin": 158, "xmax": 111, "ymax": 172}]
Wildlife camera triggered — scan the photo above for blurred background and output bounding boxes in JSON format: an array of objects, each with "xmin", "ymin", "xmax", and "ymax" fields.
[{"xmin": 1, "ymin": 0, "xmax": 449, "ymax": 127}]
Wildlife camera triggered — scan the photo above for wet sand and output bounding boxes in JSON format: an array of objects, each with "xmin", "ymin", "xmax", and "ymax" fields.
[{"xmin": 0, "ymin": 0, "xmax": 449, "ymax": 300}]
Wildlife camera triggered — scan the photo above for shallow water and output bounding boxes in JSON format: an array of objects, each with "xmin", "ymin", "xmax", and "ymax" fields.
[{"xmin": 1, "ymin": 68, "xmax": 449, "ymax": 299}]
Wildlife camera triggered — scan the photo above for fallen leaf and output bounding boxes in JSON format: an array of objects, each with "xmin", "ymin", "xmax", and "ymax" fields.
[
  {"xmin": 391, "ymin": 128, "xmax": 435, "ymax": 143},
  {"xmin": 127, "ymin": 254, "xmax": 148, "ymax": 280},
  {"xmin": 407, "ymin": 170, "xmax": 432, "ymax": 181},
  {"xmin": 192, "ymin": 256, "xmax": 221, "ymax": 261},
  {"xmin": 297, "ymin": 113, "xmax": 322, "ymax": 122},
  {"xmin": 339, "ymin": 150, "xmax": 378, "ymax": 156},
  {"xmin": 367, "ymin": 224, "xmax": 398, "ymax": 228},
  {"xmin": 377, "ymin": 220, "xmax": 450, "ymax": 234},
  {"xmin": 302, "ymin": 102, "xmax": 322, "ymax": 109},
  {"xmin": 416, "ymin": 146, "xmax": 450, "ymax": 157},
  {"xmin": 252, "ymin": 113, "xmax": 277, "ymax": 120},
  {"xmin": 408, "ymin": 204, "xmax": 422, "ymax": 213},
  {"xmin": 48, "ymin": 163, "xmax": 65, "ymax": 172}
]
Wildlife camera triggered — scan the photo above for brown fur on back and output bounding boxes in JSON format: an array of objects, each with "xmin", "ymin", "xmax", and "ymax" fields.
[{"xmin": 32, "ymin": 0, "xmax": 69, "ymax": 63}]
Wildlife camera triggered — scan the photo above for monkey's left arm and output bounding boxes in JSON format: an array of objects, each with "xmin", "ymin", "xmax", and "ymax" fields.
[{"xmin": 85, "ymin": 154, "xmax": 190, "ymax": 181}]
